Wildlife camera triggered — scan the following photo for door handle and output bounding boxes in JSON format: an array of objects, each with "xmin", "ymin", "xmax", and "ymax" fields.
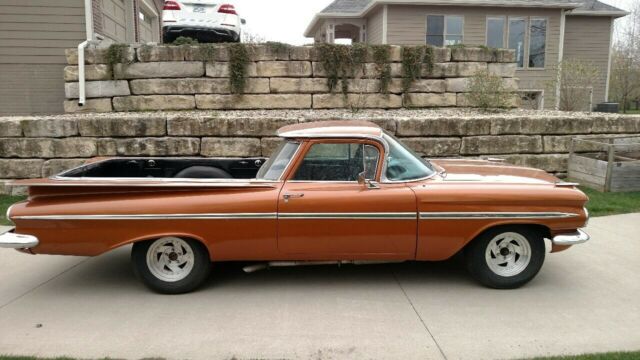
[{"xmin": 283, "ymin": 193, "xmax": 304, "ymax": 202}]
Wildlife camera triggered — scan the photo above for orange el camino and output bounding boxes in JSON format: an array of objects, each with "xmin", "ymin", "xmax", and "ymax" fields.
[{"xmin": 0, "ymin": 121, "xmax": 590, "ymax": 294}]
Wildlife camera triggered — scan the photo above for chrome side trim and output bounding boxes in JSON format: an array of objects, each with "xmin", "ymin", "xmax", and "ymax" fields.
[
  {"xmin": 420, "ymin": 212, "xmax": 580, "ymax": 220},
  {"xmin": 279, "ymin": 212, "xmax": 417, "ymax": 220},
  {"xmin": 0, "ymin": 230, "xmax": 39, "ymax": 249},
  {"xmin": 552, "ymin": 229, "xmax": 590, "ymax": 246},
  {"xmin": 13, "ymin": 213, "xmax": 278, "ymax": 221}
]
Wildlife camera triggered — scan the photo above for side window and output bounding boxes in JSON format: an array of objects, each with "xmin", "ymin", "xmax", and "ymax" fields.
[
  {"xmin": 426, "ymin": 15, "xmax": 463, "ymax": 47},
  {"xmin": 528, "ymin": 18, "xmax": 547, "ymax": 68},
  {"xmin": 508, "ymin": 17, "xmax": 526, "ymax": 68},
  {"xmin": 293, "ymin": 143, "xmax": 380, "ymax": 182},
  {"xmin": 486, "ymin": 17, "xmax": 505, "ymax": 48}
]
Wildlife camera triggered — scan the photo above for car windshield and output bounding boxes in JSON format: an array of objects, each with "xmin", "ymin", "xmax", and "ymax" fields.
[
  {"xmin": 383, "ymin": 132, "xmax": 436, "ymax": 181},
  {"xmin": 256, "ymin": 141, "xmax": 300, "ymax": 181}
]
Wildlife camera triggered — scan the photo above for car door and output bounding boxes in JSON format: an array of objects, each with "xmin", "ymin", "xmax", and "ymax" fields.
[{"xmin": 277, "ymin": 139, "xmax": 417, "ymax": 258}]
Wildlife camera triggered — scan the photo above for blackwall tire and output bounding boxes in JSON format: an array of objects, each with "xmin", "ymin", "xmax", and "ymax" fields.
[
  {"xmin": 132, "ymin": 237, "xmax": 211, "ymax": 294},
  {"xmin": 465, "ymin": 226, "xmax": 546, "ymax": 289}
]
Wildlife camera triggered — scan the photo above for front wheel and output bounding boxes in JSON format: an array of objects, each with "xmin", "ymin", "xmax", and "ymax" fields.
[
  {"xmin": 465, "ymin": 226, "xmax": 546, "ymax": 289},
  {"xmin": 132, "ymin": 237, "xmax": 211, "ymax": 294}
]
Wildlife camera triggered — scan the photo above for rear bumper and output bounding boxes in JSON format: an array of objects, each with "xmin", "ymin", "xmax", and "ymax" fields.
[
  {"xmin": 0, "ymin": 228, "xmax": 39, "ymax": 249},
  {"xmin": 552, "ymin": 229, "xmax": 590, "ymax": 246},
  {"xmin": 163, "ymin": 26, "xmax": 239, "ymax": 42}
]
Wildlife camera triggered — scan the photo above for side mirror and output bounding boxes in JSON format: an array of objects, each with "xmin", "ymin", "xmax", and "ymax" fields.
[{"xmin": 241, "ymin": 18, "xmax": 247, "ymax": 25}]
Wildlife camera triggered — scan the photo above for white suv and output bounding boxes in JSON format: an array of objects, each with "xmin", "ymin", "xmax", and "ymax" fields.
[{"xmin": 162, "ymin": 0, "xmax": 244, "ymax": 43}]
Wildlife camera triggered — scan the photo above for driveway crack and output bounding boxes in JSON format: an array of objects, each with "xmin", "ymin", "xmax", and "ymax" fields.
[
  {"xmin": 393, "ymin": 271, "xmax": 448, "ymax": 360},
  {"xmin": 0, "ymin": 258, "xmax": 89, "ymax": 311}
]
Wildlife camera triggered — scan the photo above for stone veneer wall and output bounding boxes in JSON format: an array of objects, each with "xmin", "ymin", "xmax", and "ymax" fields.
[
  {"xmin": 1, "ymin": 110, "xmax": 639, "ymax": 195},
  {"xmin": 61, "ymin": 44, "xmax": 519, "ymax": 113}
]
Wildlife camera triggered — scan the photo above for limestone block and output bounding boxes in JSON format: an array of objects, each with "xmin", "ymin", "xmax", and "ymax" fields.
[
  {"xmin": 65, "ymin": 80, "xmax": 130, "ymax": 99},
  {"xmin": 114, "ymin": 62, "xmax": 204, "ymax": 79},
  {"xmin": 205, "ymin": 62, "xmax": 258, "ymax": 77},
  {"xmin": 64, "ymin": 99, "xmax": 113, "ymax": 113},
  {"xmin": 312, "ymin": 94, "xmax": 402, "ymax": 109},
  {"xmin": 397, "ymin": 118, "xmax": 491, "ymax": 136},
  {"xmin": 65, "ymin": 47, "xmax": 135, "ymax": 65},
  {"xmin": 129, "ymin": 78, "xmax": 269, "ymax": 94},
  {"xmin": 270, "ymin": 78, "xmax": 328, "ymax": 93},
  {"xmin": 0, "ymin": 119, "xmax": 23, "ymax": 137},
  {"xmin": 112, "ymin": 95, "xmax": 195, "ymax": 111},
  {"xmin": 388, "ymin": 79, "xmax": 446, "ymax": 94},
  {"xmin": 491, "ymin": 117, "xmax": 596, "ymax": 135},
  {"xmin": 461, "ymin": 135, "xmax": 543, "ymax": 155},
  {"xmin": 167, "ymin": 116, "xmax": 297, "ymax": 136},
  {"xmin": 22, "ymin": 118, "xmax": 78, "ymax": 137},
  {"xmin": 64, "ymin": 65, "xmax": 112, "ymax": 81},
  {"xmin": 592, "ymin": 115, "xmax": 640, "ymax": 134},
  {"xmin": 261, "ymin": 137, "xmax": 283, "ymax": 156},
  {"xmin": 107, "ymin": 138, "xmax": 200, "ymax": 156},
  {"xmin": 195, "ymin": 94, "xmax": 311, "ymax": 110},
  {"xmin": 184, "ymin": 45, "xmax": 229, "ymax": 61},
  {"xmin": 256, "ymin": 61, "xmax": 312, "ymax": 77},
  {"xmin": 78, "ymin": 116, "xmax": 166, "ymax": 137},
  {"xmin": 504, "ymin": 154, "xmax": 569, "ymax": 173},
  {"xmin": 400, "ymin": 138, "xmax": 462, "ymax": 157},
  {"xmin": 0, "ymin": 159, "xmax": 44, "ymax": 179},
  {"xmin": 445, "ymin": 78, "xmax": 470, "ymax": 93},
  {"xmin": 488, "ymin": 63, "xmax": 517, "ymax": 78},
  {"xmin": 42, "ymin": 159, "xmax": 87, "ymax": 177},
  {"xmin": 201, "ymin": 138, "xmax": 261, "ymax": 157},
  {"xmin": 137, "ymin": 45, "xmax": 188, "ymax": 62},
  {"xmin": 404, "ymin": 93, "xmax": 457, "ymax": 108}
]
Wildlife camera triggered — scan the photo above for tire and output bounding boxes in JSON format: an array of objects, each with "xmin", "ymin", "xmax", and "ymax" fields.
[
  {"xmin": 465, "ymin": 226, "xmax": 546, "ymax": 289},
  {"xmin": 132, "ymin": 237, "xmax": 211, "ymax": 294}
]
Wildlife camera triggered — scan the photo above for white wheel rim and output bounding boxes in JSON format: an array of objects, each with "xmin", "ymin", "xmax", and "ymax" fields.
[
  {"xmin": 485, "ymin": 232, "xmax": 532, "ymax": 277},
  {"xmin": 146, "ymin": 237, "xmax": 195, "ymax": 282}
]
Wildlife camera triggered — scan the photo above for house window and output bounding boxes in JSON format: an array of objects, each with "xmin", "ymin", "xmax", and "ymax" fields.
[
  {"xmin": 528, "ymin": 18, "xmax": 547, "ymax": 68},
  {"xmin": 508, "ymin": 18, "xmax": 526, "ymax": 68},
  {"xmin": 486, "ymin": 17, "xmax": 505, "ymax": 48},
  {"xmin": 426, "ymin": 15, "xmax": 463, "ymax": 47}
]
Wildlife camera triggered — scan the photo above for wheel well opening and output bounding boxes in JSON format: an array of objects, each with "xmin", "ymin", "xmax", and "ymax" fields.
[{"xmin": 465, "ymin": 224, "xmax": 552, "ymax": 250}]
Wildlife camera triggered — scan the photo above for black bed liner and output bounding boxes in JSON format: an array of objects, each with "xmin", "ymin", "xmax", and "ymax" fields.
[{"xmin": 58, "ymin": 158, "xmax": 267, "ymax": 179}]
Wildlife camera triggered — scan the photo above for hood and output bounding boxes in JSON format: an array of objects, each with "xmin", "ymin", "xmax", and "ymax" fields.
[{"xmin": 430, "ymin": 159, "xmax": 560, "ymax": 185}]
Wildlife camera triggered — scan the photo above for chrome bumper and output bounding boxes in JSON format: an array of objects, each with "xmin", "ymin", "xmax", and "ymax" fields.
[
  {"xmin": 0, "ymin": 227, "xmax": 39, "ymax": 249},
  {"xmin": 552, "ymin": 229, "xmax": 590, "ymax": 246}
]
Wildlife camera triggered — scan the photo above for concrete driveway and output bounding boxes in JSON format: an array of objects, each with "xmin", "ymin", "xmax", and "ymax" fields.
[{"xmin": 0, "ymin": 213, "xmax": 638, "ymax": 360}]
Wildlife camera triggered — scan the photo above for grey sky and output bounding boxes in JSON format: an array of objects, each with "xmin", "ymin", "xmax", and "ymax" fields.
[{"xmin": 233, "ymin": 0, "xmax": 635, "ymax": 45}]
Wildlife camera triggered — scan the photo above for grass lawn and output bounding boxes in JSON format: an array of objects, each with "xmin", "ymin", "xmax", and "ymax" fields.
[
  {"xmin": 0, "ymin": 195, "xmax": 26, "ymax": 226},
  {"xmin": 580, "ymin": 187, "xmax": 640, "ymax": 217},
  {"xmin": 0, "ymin": 187, "xmax": 639, "ymax": 226}
]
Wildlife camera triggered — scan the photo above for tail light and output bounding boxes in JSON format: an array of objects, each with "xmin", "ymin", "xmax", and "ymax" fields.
[
  {"xmin": 163, "ymin": 1, "xmax": 181, "ymax": 10},
  {"xmin": 218, "ymin": 4, "xmax": 237, "ymax": 15}
]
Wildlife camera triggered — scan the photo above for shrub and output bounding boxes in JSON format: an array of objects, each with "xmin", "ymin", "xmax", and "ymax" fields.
[
  {"xmin": 466, "ymin": 69, "xmax": 512, "ymax": 109},
  {"xmin": 172, "ymin": 36, "xmax": 198, "ymax": 45}
]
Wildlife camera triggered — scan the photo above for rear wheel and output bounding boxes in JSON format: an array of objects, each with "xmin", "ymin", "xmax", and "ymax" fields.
[
  {"xmin": 132, "ymin": 237, "xmax": 211, "ymax": 294},
  {"xmin": 465, "ymin": 226, "xmax": 545, "ymax": 289}
]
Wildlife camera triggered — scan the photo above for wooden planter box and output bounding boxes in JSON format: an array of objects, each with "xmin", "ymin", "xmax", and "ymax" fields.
[{"xmin": 568, "ymin": 136, "xmax": 640, "ymax": 192}]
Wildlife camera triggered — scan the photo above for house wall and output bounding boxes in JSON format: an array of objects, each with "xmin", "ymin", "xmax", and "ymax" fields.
[
  {"xmin": 0, "ymin": 0, "xmax": 86, "ymax": 115},
  {"xmin": 367, "ymin": 6, "xmax": 384, "ymax": 45},
  {"xmin": 563, "ymin": 15, "xmax": 613, "ymax": 107},
  {"xmin": 384, "ymin": 5, "xmax": 563, "ymax": 109}
]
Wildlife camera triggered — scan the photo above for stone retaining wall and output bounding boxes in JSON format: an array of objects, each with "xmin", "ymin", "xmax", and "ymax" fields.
[
  {"xmin": 62, "ymin": 44, "xmax": 518, "ymax": 113},
  {"xmin": 1, "ymin": 110, "xmax": 639, "ymax": 195}
]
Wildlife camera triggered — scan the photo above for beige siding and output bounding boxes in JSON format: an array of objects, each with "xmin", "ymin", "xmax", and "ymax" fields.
[
  {"xmin": 0, "ymin": 0, "xmax": 85, "ymax": 114},
  {"xmin": 367, "ymin": 7, "xmax": 384, "ymax": 44},
  {"xmin": 386, "ymin": 5, "xmax": 562, "ymax": 108},
  {"xmin": 563, "ymin": 16, "xmax": 612, "ymax": 107}
]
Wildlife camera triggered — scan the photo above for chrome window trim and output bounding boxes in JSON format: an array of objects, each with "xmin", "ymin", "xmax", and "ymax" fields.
[{"xmin": 419, "ymin": 212, "xmax": 580, "ymax": 220}]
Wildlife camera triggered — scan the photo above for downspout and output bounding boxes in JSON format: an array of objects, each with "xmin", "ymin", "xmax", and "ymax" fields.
[{"xmin": 78, "ymin": 0, "xmax": 94, "ymax": 107}]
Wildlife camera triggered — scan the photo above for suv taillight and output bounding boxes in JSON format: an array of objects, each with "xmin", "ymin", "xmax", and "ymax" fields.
[
  {"xmin": 163, "ymin": 1, "xmax": 181, "ymax": 10},
  {"xmin": 218, "ymin": 4, "xmax": 237, "ymax": 15}
]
